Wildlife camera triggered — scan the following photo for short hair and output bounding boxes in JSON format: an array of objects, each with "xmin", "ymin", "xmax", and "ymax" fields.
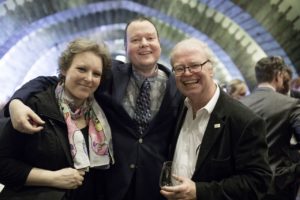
[
  {"xmin": 124, "ymin": 16, "xmax": 160, "ymax": 49},
  {"xmin": 58, "ymin": 38, "xmax": 111, "ymax": 81},
  {"xmin": 226, "ymin": 79, "xmax": 246, "ymax": 96},
  {"xmin": 255, "ymin": 56, "xmax": 286, "ymax": 84},
  {"xmin": 282, "ymin": 65, "xmax": 292, "ymax": 79},
  {"xmin": 170, "ymin": 38, "xmax": 216, "ymax": 68}
]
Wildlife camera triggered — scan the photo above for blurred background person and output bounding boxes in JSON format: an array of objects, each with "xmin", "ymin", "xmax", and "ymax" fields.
[
  {"xmin": 240, "ymin": 56, "xmax": 300, "ymax": 200},
  {"xmin": 277, "ymin": 65, "xmax": 292, "ymax": 96},
  {"xmin": 291, "ymin": 77, "xmax": 300, "ymax": 99},
  {"xmin": 226, "ymin": 78, "xmax": 248, "ymax": 100},
  {"xmin": 276, "ymin": 66, "xmax": 300, "ymax": 150}
]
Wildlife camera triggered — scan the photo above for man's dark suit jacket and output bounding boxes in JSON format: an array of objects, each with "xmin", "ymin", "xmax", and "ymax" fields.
[
  {"xmin": 5, "ymin": 61, "xmax": 183, "ymax": 200},
  {"xmin": 170, "ymin": 89, "xmax": 272, "ymax": 200},
  {"xmin": 241, "ymin": 87, "xmax": 300, "ymax": 200}
]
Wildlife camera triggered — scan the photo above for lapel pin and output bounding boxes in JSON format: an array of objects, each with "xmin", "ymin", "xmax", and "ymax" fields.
[{"xmin": 214, "ymin": 123, "xmax": 221, "ymax": 128}]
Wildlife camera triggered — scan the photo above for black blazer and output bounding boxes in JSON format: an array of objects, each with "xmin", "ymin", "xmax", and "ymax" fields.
[
  {"xmin": 170, "ymin": 89, "xmax": 272, "ymax": 200},
  {"xmin": 97, "ymin": 62, "xmax": 183, "ymax": 200},
  {"xmin": 0, "ymin": 86, "xmax": 103, "ymax": 200}
]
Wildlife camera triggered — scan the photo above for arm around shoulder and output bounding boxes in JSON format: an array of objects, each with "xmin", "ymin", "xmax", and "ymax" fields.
[
  {"xmin": 8, "ymin": 99, "xmax": 45, "ymax": 134},
  {"xmin": 3, "ymin": 76, "xmax": 58, "ymax": 117}
]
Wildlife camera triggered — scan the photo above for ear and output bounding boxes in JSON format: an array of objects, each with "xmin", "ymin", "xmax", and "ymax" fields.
[
  {"xmin": 274, "ymin": 74, "xmax": 278, "ymax": 82},
  {"xmin": 275, "ymin": 71, "xmax": 282, "ymax": 82}
]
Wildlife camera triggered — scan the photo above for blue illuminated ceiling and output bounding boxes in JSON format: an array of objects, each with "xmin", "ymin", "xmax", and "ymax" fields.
[{"xmin": 0, "ymin": 0, "xmax": 299, "ymax": 107}]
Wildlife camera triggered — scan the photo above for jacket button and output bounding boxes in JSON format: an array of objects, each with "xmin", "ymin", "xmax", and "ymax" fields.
[
  {"xmin": 130, "ymin": 164, "xmax": 135, "ymax": 169},
  {"xmin": 138, "ymin": 138, "xmax": 143, "ymax": 143}
]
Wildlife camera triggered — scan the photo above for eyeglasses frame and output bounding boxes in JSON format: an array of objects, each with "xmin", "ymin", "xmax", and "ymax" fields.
[{"xmin": 172, "ymin": 60, "xmax": 210, "ymax": 76}]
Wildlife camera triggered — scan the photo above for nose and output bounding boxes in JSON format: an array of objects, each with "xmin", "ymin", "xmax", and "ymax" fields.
[
  {"xmin": 84, "ymin": 72, "xmax": 93, "ymax": 82},
  {"xmin": 183, "ymin": 67, "xmax": 193, "ymax": 75},
  {"xmin": 140, "ymin": 37, "xmax": 149, "ymax": 47}
]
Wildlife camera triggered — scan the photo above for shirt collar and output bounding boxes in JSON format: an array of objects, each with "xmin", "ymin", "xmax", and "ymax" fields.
[
  {"xmin": 257, "ymin": 83, "xmax": 276, "ymax": 91},
  {"xmin": 184, "ymin": 84, "xmax": 220, "ymax": 115},
  {"xmin": 132, "ymin": 65, "xmax": 158, "ymax": 87}
]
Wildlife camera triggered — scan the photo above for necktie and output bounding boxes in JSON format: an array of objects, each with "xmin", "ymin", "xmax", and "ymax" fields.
[{"xmin": 134, "ymin": 79, "xmax": 151, "ymax": 134}]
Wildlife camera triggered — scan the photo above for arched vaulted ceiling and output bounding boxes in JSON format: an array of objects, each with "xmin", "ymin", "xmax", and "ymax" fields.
[{"xmin": 0, "ymin": 0, "xmax": 299, "ymax": 107}]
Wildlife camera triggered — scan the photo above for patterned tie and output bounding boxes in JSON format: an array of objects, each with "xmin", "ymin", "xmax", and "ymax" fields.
[{"xmin": 134, "ymin": 78, "xmax": 151, "ymax": 134}]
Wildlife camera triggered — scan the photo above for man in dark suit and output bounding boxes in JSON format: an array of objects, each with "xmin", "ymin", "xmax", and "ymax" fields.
[
  {"xmin": 3, "ymin": 17, "xmax": 182, "ymax": 200},
  {"xmin": 160, "ymin": 38, "xmax": 272, "ymax": 200},
  {"xmin": 240, "ymin": 56, "xmax": 300, "ymax": 200}
]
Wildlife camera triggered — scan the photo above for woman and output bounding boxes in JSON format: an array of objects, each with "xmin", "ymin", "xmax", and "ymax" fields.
[
  {"xmin": 226, "ymin": 78, "xmax": 248, "ymax": 100},
  {"xmin": 0, "ymin": 38, "xmax": 114, "ymax": 200}
]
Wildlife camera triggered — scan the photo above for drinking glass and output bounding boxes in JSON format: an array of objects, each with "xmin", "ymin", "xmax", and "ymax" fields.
[{"xmin": 159, "ymin": 161, "xmax": 174, "ymax": 187}]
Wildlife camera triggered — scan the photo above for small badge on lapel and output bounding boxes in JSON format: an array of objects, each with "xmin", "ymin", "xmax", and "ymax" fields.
[{"xmin": 214, "ymin": 123, "xmax": 221, "ymax": 128}]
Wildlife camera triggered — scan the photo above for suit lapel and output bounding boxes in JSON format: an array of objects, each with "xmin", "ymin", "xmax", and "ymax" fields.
[
  {"xmin": 109, "ymin": 63, "xmax": 143, "ymax": 138},
  {"xmin": 194, "ymin": 91, "xmax": 227, "ymax": 173},
  {"xmin": 109, "ymin": 63, "xmax": 180, "ymax": 138},
  {"xmin": 111, "ymin": 63, "xmax": 132, "ymax": 104},
  {"xmin": 169, "ymin": 106, "xmax": 187, "ymax": 158},
  {"xmin": 145, "ymin": 65, "xmax": 180, "ymax": 135},
  {"xmin": 156, "ymin": 67, "xmax": 176, "ymax": 113}
]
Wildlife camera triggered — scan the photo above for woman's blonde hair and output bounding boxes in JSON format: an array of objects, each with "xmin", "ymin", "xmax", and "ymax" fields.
[{"xmin": 58, "ymin": 38, "xmax": 111, "ymax": 81}]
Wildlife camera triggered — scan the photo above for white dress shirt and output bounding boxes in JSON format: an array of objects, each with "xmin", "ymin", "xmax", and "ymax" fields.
[{"xmin": 172, "ymin": 86, "xmax": 220, "ymax": 179}]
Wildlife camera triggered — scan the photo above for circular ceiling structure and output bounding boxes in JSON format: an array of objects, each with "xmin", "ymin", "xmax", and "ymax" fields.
[{"xmin": 0, "ymin": 0, "xmax": 299, "ymax": 107}]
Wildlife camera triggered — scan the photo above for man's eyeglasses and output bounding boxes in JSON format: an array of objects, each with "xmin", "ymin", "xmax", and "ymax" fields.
[{"xmin": 173, "ymin": 60, "xmax": 210, "ymax": 76}]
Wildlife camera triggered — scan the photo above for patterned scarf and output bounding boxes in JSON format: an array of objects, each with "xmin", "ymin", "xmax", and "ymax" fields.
[{"xmin": 55, "ymin": 83, "xmax": 111, "ymax": 170}]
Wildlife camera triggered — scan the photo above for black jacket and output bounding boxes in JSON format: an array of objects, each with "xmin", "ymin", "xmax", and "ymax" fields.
[
  {"xmin": 0, "ymin": 85, "xmax": 103, "ymax": 200},
  {"xmin": 170, "ymin": 89, "xmax": 272, "ymax": 199},
  {"xmin": 97, "ymin": 62, "xmax": 183, "ymax": 200}
]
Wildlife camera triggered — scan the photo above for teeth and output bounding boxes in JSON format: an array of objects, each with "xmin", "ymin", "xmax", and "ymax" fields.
[
  {"xmin": 139, "ymin": 51, "xmax": 151, "ymax": 55},
  {"xmin": 184, "ymin": 80, "xmax": 198, "ymax": 84}
]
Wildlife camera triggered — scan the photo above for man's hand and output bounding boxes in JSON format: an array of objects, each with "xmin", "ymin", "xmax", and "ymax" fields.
[
  {"xmin": 9, "ymin": 99, "xmax": 45, "ymax": 134},
  {"xmin": 160, "ymin": 175, "xmax": 197, "ymax": 200}
]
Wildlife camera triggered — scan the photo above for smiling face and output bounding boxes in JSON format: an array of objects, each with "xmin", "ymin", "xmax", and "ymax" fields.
[
  {"xmin": 125, "ymin": 20, "xmax": 161, "ymax": 74},
  {"xmin": 171, "ymin": 39, "xmax": 216, "ymax": 104},
  {"xmin": 62, "ymin": 51, "xmax": 103, "ymax": 106}
]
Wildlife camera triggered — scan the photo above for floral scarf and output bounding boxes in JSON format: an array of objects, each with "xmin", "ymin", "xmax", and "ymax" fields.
[{"xmin": 55, "ymin": 83, "xmax": 112, "ymax": 170}]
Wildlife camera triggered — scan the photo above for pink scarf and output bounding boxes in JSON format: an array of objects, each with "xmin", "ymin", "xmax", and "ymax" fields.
[{"xmin": 55, "ymin": 84, "xmax": 111, "ymax": 169}]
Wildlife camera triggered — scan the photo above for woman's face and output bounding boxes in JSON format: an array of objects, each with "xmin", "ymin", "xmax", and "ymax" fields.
[
  {"xmin": 62, "ymin": 51, "xmax": 103, "ymax": 105},
  {"xmin": 232, "ymin": 84, "xmax": 247, "ymax": 100}
]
